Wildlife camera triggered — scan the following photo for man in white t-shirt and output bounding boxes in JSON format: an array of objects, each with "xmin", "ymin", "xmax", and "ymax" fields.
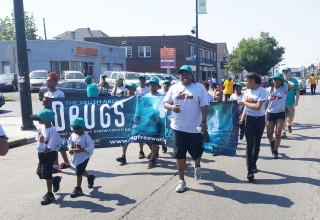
[
  {"xmin": 163, "ymin": 65, "xmax": 209, "ymax": 193},
  {"xmin": 0, "ymin": 124, "xmax": 9, "ymax": 156}
]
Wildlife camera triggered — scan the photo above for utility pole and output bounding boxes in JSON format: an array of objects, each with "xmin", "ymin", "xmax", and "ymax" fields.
[
  {"xmin": 43, "ymin": 18, "xmax": 47, "ymax": 40},
  {"xmin": 196, "ymin": 0, "xmax": 200, "ymax": 81},
  {"xmin": 13, "ymin": 0, "xmax": 34, "ymax": 130}
]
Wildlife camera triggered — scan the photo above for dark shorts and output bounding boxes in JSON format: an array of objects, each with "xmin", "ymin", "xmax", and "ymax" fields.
[
  {"xmin": 267, "ymin": 112, "xmax": 286, "ymax": 122},
  {"xmin": 173, "ymin": 130, "xmax": 203, "ymax": 160},
  {"xmin": 37, "ymin": 151, "xmax": 58, "ymax": 180},
  {"xmin": 59, "ymin": 145, "xmax": 68, "ymax": 152},
  {"xmin": 76, "ymin": 158, "xmax": 90, "ymax": 176}
]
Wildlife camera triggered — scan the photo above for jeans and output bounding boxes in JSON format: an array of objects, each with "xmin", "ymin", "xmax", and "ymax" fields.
[
  {"xmin": 245, "ymin": 115, "xmax": 265, "ymax": 172},
  {"xmin": 311, "ymin": 84, "xmax": 316, "ymax": 94}
]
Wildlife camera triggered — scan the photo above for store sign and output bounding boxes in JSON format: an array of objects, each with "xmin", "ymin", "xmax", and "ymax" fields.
[
  {"xmin": 75, "ymin": 46, "xmax": 98, "ymax": 57},
  {"xmin": 160, "ymin": 48, "xmax": 176, "ymax": 69}
]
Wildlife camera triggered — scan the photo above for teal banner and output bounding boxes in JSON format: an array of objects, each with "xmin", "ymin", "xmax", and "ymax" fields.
[{"xmin": 48, "ymin": 97, "xmax": 239, "ymax": 156}]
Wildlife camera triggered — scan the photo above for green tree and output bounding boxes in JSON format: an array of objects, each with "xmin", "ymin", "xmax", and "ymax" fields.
[
  {"xmin": 0, "ymin": 11, "xmax": 40, "ymax": 41},
  {"xmin": 227, "ymin": 32, "xmax": 285, "ymax": 75}
]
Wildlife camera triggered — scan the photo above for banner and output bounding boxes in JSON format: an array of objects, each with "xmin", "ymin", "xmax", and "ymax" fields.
[
  {"xmin": 198, "ymin": 0, "xmax": 207, "ymax": 14},
  {"xmin": 48, "ymin": 97, "xmax": 239, "ymax": 156}
]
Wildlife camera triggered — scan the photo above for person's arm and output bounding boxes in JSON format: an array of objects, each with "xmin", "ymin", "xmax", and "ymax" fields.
[
  {"xmin": 238, "ymin": 100, "xmax": 265, "ymax": 110},
  {"xmin": 0, "ymin": 137, "xmax": 9, "ymax": 156},
  {"xmin": 295, "ymin": 90, "xmax": 300, "ymax": 106},
  {"xmin": 97, "ymin": 74, "xmax": 103, "ymax": 87},
  {"xmin": 286, "ymin": 80, "xmax": 295, "ymax": 91},
  {"xmin": 200, "ymin": 105, "xmax": 208, "ymax": 132}
]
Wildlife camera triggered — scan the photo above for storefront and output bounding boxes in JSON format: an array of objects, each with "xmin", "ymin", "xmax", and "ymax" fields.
[{"xmin": 0, "ymin": 40, "xmax": 126, "ymax": 82}]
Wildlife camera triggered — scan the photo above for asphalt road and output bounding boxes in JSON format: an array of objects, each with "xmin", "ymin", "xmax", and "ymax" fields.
[{"xmin": 0, "ymin": 89, "xmax": 319, "ymax": 220}]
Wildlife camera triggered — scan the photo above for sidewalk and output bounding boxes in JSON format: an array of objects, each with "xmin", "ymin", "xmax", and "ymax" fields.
[{"xmin": 2, "ymin": 116, "xmax": 37, "ymax": 148}]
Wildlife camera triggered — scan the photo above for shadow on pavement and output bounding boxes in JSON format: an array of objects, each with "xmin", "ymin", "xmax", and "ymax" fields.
[
  {"xmin": 190, "ymin": 182, "xmax": 294, "ymax": 208},
  {"xmin": 0, "ymin": 110, "xmax": 12, "ymax": 114},
  {"xmin": 284, "ymin": 133, "xmax": 320, "ymax": 141},
  {"xmin": 56, "ymin": 193, "xmax": 115, "ymax": 213}
]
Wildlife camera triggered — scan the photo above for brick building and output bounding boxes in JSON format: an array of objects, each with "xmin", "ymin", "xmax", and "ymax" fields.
[{"xmin": 85, "ymin": 35, "xmax": 217, "ymax": 81}]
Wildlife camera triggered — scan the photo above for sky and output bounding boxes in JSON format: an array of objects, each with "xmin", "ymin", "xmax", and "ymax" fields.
[{"xmin": 2, "ymin": 0, "xmax": 320, "ymax": 67}]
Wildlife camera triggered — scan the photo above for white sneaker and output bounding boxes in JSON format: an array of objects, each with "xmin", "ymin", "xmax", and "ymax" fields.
[
  {"xmin": 194, "ymin": 167, "xmax": 202, "ymax": 180},
  {"xmin": 175, "ymin": 180, "xmax": 187, "ymax": 193}
]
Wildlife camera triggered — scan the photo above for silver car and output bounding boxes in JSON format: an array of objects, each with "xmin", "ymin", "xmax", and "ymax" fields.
[{"xmin": 29, "ymin": 70, "xmax": 49, "ymax": 91}]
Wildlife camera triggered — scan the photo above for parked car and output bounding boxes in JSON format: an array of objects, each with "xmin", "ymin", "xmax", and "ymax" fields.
[
  {"xmin": 0, "ymin": 92, "xmax": 5, "ymax": 108},
  {"xmin": 39, "ymin": 80, "xmax": 87, "ymax": 101},
  {"xmin": 0, "ymin": 73, "xmax": 18, "ymax": 91},
  {"xmin": 29, "ymin": 70, "xmax": 49, "ymax": 91},
  {"xmin": 103, "ymin": 71, "xmax": 142, "ymax": 88},
  {"xmin": 61, "ymin": 70, "xmax": 85, "ymax": 82}
]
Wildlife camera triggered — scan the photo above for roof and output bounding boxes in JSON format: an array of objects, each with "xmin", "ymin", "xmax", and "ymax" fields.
[{"xmin": 54, "ymin": 28, "xmax": 109, "ymax": 40}]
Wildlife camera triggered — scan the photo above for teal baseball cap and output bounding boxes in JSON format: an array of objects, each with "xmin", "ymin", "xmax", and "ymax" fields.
[
  {"xmin": 85, "ymin": 75, "xmax": 93, "ymax": 83},
  {"xmin": 163, "ymin": 79, "xmax": 171, "ymax": 85},
  {"xmin": 282, "ymin": 67, "xmax": 291, "ymax": 72},
  {"xmin": 71, "ymin": 117, "xmax": 86, "ymax": 129},
  {"xmin": 31, "ymin": 109, "xmax": 55, "ymax": 123},
  {"xmin": 165, "ymin": 74, "xmax": 173, "ymax": 80},
  {"xmin": 234, "ymin": 82, "xmax": 242, "ymax": 87},
  {"xmin": 125, "ymin": 82, "xmax": 137, "ymax": 89},
  {"xmin": 149, "ymin": 77, "xmax": 160, "ymax": 85},
  {"xmin": 273, "ymin": 72, "xmax": 285, "ymax": 81},
  {"xmin": 138, "ymin": 74, "xmax": 146, "ymax": 79},
  {"xmin": 178, "ymin": 65, "xmax": 193, "ymax": 74}
]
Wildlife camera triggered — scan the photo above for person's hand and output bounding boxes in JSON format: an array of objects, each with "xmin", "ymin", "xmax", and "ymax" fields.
[
  {"xmin": 69, "ymin": 149, "xmax": 74, "ymax": 154},
  {"xmin": 238, "ymin": 120, "xmax": 244, "ymax": 125},
  {"xmin": 295, "ymin": 101, "xmax": 299, "ymax": 107},
  {"xmin": 73, "ymin": 148, "xmax": 82, "ymax": 153},
  {"xmin": 237, "ymin": 100, "xmax": 245, "ymax": 105},
  {"xmin": 172, "ymin": 104, "xmax": 181, "ymax": 113},
  {"xmin": 199, "ymin": 121, "xmax": 208, "ymax": 132},
  {"xmin": 44, "ymin": 148, "xmax": 51, "ymax": 155}
]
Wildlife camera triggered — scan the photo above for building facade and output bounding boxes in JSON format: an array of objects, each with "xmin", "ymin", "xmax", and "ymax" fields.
[
  {"xmin": 0, "ymin": 40, "xmax": 126, "ymax": 81},
  {"xmin": 85, "ymin": 35, "xmax": 217, "ymax": 81}
]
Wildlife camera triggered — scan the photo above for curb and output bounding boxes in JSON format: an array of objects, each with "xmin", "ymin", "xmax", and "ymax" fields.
[{"xmin": 8, "ymin": 137, "xmax": 36, "ymax": 149}]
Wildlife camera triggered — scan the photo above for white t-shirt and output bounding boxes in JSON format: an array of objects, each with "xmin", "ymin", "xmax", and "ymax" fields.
[
  {"xmin": 44, "ymin": 90, "xmax": 65, "ymax": 98},
  {"xmin": 68, "ymin": 133, "xmax": 94, "ymax": 166},
  {"xmin": 136, "ymin": 86, "xmax": 150, "ymax": 97},
  {"xmin": 36, "ymin": 126, "xmax": 62, "ymax": 153},
  {"xmin": 0, "ymin": 124, "xmax": 8, "ymax": 139},
  {"xmin": 158, "ymin": 89, "xmax": 168, "ymax": 95},
  {"xmin": 266, "ymin": 85, "xmax": 288, "ymax": 113},
  {"xmin": 208, "ymin": 93, "xmax": 214, "ymax": 103},
  {"xmin": 230, "ymin": 93, "xmax": 244, "ymax": 101},
  {"xmin": 242, "ymin": 87, "xmax": 268, "ymax": 117},
  {"xmin": 163, "ymin": 82, "xmax": 209, "ymax": 133},
  {"xmin": 145, "ymin": 92, "xmax": 163, "ymax": 97},
  {"xmin": 112, "ymin": 85, "xmax": 127, "ymax": 96}
]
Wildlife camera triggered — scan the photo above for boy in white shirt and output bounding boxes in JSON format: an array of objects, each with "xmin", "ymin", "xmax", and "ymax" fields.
[
  {"xmin": 68, "ymin": 117, "xmax": 95, "ymax": 198},
  {"xmin": 31, "ymin": 109, "xmax": 62, "ymax": 205}
]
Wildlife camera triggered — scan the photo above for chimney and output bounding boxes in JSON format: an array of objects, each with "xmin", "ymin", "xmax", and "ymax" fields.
[{"xmin": 70, "ymin": 31, "xmax": 75, "ymax": 40}]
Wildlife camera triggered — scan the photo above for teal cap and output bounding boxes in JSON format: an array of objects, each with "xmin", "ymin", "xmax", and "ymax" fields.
[
  {"xmin": 178, "ymin": 65, "xmax": 193, "ymax": 74},
  {"xmin": 149, "ymin": 77, "xmax": 160, "ymax": 85},
  {"xmin": 138, "ymin": 74, "xmax": 146, "ymax": 79},
  {"xmin": 71, "ymin": 117, "xmax": 86, "ymax": 129},
  {"xmin": 273, "ymin": 72, "xmax": 285, "ymax": 81},
  {"xmin": 163, "ymin": 80, "xmax": 171, "ymax": 85},
  {"xmin": 85, "ymin": 75, "xmax": 93, "ymax": 83},
  {"xmin": 165, "ymin": 74, "xmax": 173, "ymax": 79},
  {"xmin": 31, "ymin": 109, "xmax": 55, "ymax": 123},
  {"xmin": 282, "ymin": 67, "xmax": 291, "ymax": 72},
  {"xmin": 125, "ymin": 82, "xmax": 137, "ymax": 89},
  {"xmin": 235, "ymin": 82, "xmax": 242, "ymax": 87}
]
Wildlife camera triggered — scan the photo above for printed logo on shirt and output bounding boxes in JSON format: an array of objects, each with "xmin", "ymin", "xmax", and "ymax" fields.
[
  {"xmin": 245, "ymin": 97, "xmax": 257, "ymax": 103},
  {"xmin": 270, "ymin": 95, "xmax": 282, "ymax": 100},
  {"xmin": 177, "ymin": 93, "xmax": 193, "ymax": 100},
  {"xmin": 71, "ymin": 142, "xmax": 82, "ymax": 149}
]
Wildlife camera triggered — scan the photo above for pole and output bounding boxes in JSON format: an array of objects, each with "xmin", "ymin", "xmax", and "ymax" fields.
[
  {"xmin": 13, "ymin": 0, "xmax": 34, "ymax": 130},
  {"xmin": 196, "ymin": 0, "xmax": 200, "ymax": 81},
  {"xmin": 43, "ymin": 18, "xmax": 47, "ymax": 40}
]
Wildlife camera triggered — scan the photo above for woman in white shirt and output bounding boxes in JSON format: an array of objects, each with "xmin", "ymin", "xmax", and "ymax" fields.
[{"xmin": 238, "ymin": 73, "xmax": 268, "ymax": 181}]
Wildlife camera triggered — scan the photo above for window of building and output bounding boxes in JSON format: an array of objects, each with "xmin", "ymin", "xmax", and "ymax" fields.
[
  {"xmin": 190, "ymin": 45, "xmax": 195, "ymax": 56},
  {"xmin": 125, "ymin": 46, "xmax": 132, "ymax": 58},
  {"xmin": 50, "ymin": 61, "xmax": 69, "ymax": 76},
  {"xmin": 138, "ymin": 46, "xmax": 151, "ymax": 58}
]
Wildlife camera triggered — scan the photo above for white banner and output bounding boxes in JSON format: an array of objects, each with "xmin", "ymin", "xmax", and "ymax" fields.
[{"xmin": 198, "ymin": 0, "xmax": 207, "ymax": 14}]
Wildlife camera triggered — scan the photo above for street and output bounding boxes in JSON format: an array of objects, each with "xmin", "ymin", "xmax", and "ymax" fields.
[{"xmin": 0, "ymin": 89, "xmax": 319, "ymax": 220}]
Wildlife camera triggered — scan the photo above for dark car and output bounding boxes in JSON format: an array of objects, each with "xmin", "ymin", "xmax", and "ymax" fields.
[
  {"xmin": 0, "ymin": 92, "xmax": 5, "ymax": 108},
  {"xmin": 39, "ymin": 80, "xmax": 112, "ymax": 101},
  {"xmin": 39, "ymin": 81, "xmax": 87, "ymax": 101},
  {"xmin": 0, "ymin": 73, "xmax": 18, "ymax": 91}
]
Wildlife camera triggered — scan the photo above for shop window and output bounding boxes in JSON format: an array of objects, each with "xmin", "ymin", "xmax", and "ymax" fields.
[{"xmin": 138, "ymin": 46, "xmax": 151, "ymax": 58}]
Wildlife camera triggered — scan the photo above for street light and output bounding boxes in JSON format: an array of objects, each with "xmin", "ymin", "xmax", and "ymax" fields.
[{"xmin": 195, "ymin": 0, "xmax": 199, "ymax": 81}]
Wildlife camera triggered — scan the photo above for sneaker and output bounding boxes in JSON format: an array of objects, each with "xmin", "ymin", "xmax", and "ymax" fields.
[
  {"xmin": 52, "ymin": 176, "xmax": 62, "ymax": 193},
  {"xmin": 288, "ymin": 125, "xmax": 292, "ymax": 133},
  {"xmin": 281, "ymin": 132, "xmax": 287, "ymax": 138},
  {"xmin": 87, "ymin": 175, "xmax": 95, "ymax": 188},
  {"xmin": 116, "ymin": 155, "xmax": 127, "ymax": 165},
  {"xmin": 147, "ymin": 158, "xmax": 157, "ymax": 168},
  {"xmin": 273, "ymin": 150, "xmax": 279, "ymax": 159},
  {"xmin": 162, "ymin": 145, "xmax": 167, "ymax": 153},
  {"xmin": 138, "ymin": 151, "xmax": 145, "ymax": 159},
  {"xmin": 175, "ymin": 180, "xmax": 187, "ymax": 193},
  {"xmin": 194, "ymin": 167, "xmax": 202, "ymax": 180},
  {"xmin": 146, "ymin": 152, "xmax": 152, "ymax": 159},
  {"xmin": 70, "ymin": 187, "xmax": 83, "ymax": 198},
  {"xmin": 60, "ymin": 162, "xmax": 71, "ymax": 169},
  {"xmin": 247, "ymin": 172, "xmax": 254, "ymax": 181},
  {"xmin": 41, "ymin": 192, "xmax": 55, "ymax": 205},
  {"xmin": 252, "ymin": 165, "xmax": 258, "ymax": 173}
]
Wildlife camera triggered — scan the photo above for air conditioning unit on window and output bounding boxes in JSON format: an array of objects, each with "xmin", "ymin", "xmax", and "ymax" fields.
[{"xmin": 122, "ymin": 41, "xmax": 127, "ymax": 46}]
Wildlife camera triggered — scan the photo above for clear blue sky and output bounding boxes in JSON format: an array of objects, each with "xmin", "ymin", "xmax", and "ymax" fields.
[{"xmin": 2, "ymin": 0, "xmax": 319, "ymax": 67}]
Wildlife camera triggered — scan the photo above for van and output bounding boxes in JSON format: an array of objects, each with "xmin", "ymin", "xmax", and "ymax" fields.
[
  {"xmin": 29, "ymin": 70, "xmax": 49, "ymax": 91},
  {"xmin": 61, "ymin": 70, "xmax": 85, "ymax": 82}
]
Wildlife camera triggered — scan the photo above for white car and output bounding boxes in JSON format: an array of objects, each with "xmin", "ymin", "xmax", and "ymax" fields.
[
  {"xmin": 61, "ymin": 70, "xmax": 85, "ymax": 82},
  {"xmin": 29, "ymin": 70, "xmax": 49, "ymax": 91}
]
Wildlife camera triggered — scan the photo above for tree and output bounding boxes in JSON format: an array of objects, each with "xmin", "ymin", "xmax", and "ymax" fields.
[
  {"xmin": 0, "ymin": 11, "xmax": 40, "ymax": 41},
  {"xmin": 227, "ymin": 32, "xmax": 285, "ymax": 75}
]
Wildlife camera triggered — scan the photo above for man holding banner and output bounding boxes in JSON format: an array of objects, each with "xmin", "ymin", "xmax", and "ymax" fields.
[{"xmin": 163, "ymin": 65, "xmax": 208, "ymax": 193}]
